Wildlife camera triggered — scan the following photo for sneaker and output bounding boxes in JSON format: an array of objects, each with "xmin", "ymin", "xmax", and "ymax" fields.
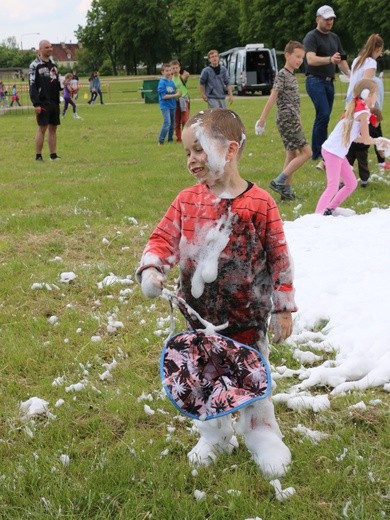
[
  {"xmin": 73, "ymin": 113, "xmax": 82, "ymax": 119},
  {"xmin": 323, "ymin": 208, "xmax": 334, "ymax": 216},
  {"xmin": 50, "ymin": 154, "xmax": 61, "ymax": 161},
  {"xmin": 280, "ymin": 192, "xmax": 296, "ymax": 201},
  {"xmin": 385, "ymin": 161, "xmax": 390, "ymax": 170},
  {"xmin": 269, "ymin": 180, "xmax": 296, "ymax": 200},
  {"xmin": 360, "ymin": 180, "xmax": 368, "ymax": 188},
  {"xmin": 316, "ymin": 160, "xmax": 325, "ymax": 171},
  {"xmin": 35, "ymin": 155, "xmax": 43, "ymax": 161}
]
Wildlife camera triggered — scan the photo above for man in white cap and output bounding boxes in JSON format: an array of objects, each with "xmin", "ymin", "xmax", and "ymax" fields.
[{"xmin": 303, "ymin": 5, "xmax": 350, "ymax": 167}]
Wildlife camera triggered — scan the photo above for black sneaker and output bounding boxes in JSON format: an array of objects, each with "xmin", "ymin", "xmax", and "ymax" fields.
[
  {"xmin": 35, "ymin": 155, "xmax": 43, "ymax": 161},
  {"xmin": 269, "ymin": 180, "xmax": 296, "ymax": 200},
  {"xmin": 281, "ymin": 191, "xmax": 296, "ymax": 201},
  {"xmin": 50, "ymin": 154, "xmax": 61, "ymax": 161},
  {"xmin": 323, "ymin": 208, "xmax": 334, "ymax": 216}
]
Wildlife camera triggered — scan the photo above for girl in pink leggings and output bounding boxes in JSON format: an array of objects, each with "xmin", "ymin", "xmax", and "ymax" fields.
[{"xmin": 316, "ymin": 79, "xmax": 381, "ymax": 216}]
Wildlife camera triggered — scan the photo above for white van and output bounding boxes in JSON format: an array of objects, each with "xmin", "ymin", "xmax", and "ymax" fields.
[{"xmin": 220, "ymin": 44, "xmax": 278, "ymax": 95}]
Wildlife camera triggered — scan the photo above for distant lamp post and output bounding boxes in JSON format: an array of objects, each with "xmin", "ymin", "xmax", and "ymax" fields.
[{"xmin": 21, "ymin": 33, "xmax": 40, "ymax": 50}]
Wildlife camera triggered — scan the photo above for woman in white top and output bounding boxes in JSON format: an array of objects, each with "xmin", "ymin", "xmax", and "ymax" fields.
[
  {"xmin": 346, "ymin": 34, "xmax": 384, "ymax": 103},
  {"xmin": 345, "ymin": 34, "xmax": 386, "ymax": 172}
]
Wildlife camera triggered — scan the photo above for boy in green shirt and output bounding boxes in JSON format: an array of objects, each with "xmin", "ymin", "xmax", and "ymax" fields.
[{"xmin": 170, "ymin": 60, "xmax": 190, "ymax": 143}]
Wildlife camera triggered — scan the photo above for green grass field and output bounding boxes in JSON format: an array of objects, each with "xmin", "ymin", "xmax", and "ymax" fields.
[{"xmin": 0, "ymin": 76, "xmax": 389, "ymax": 519}]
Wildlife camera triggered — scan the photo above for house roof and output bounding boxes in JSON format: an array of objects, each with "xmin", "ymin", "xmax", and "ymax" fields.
[{"xmin": 51, "ymin": 43, "xmax": 82, "ymax": 63}]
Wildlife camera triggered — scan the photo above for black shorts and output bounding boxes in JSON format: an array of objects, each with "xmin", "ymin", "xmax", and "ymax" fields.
[{"xmin": 36, "ymin": 103, "xmax": 60, "ymax": 126}]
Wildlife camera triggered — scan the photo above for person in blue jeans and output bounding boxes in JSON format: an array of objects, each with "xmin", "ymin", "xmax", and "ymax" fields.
[
  {"xmin": 157, "ymin": 63, "xmax": 182, "ymax": 145},
  {"xmin": 303, "ymin": 5, "xmax": 350, "ymax": 163}
]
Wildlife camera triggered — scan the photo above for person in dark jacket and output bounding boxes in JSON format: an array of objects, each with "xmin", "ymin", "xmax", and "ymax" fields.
[
  {"xmin": 199, "ymin": 50, "xmax": 233, "ymax": 109},
  {"xmin": 29, "ymin": 40, "xmax": 61, "ymax": 161}
]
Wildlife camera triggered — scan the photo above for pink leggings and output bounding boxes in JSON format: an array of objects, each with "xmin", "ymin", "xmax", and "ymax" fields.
[{"xmin": 316, "ymin": 148, "xmax": 358, "ymax": 213}]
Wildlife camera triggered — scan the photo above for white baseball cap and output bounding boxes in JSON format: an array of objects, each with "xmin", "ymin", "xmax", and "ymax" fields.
[{"xmin": 316, "ymin": 5, "xmax": 336, "ymax": 18}]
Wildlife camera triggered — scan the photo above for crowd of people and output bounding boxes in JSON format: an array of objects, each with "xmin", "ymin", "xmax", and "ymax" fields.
[
  {"xmin": 139, "ymin": 4, "xmax": 388, "ymax": 478},
  {"xmin": 136, "ymin": 5, "xmax": 390, "ymax": 478},
  {"xmin": 18, "ymin": 5, "xmax": 388, "ymax": 481},
  {"xmin": 24, "ymin": 12, "xmax": 388, "ymax": 195}
]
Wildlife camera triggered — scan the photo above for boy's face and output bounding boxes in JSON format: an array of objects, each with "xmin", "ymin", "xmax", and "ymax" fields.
[
  {"xmin": 182, "ymin": 127, "xmax": 209, "ymax": 184},
  {"xmin": 182, "ymin": 126, "xmax": 228, "ymax": 186},
  {"xmin": 208, "ymin": 52, "xmax": 220, "ymax": 67},
  {"xmin": 162, "ymin": 66, "xmax": 172, "ymax": 78},
  {"xmin": 171, "ymin": 64, "xmax": 180, "ymax": 75},
  {"xmin": 285, "ymin": 48, "xmax": 305, "ymax": 70}
]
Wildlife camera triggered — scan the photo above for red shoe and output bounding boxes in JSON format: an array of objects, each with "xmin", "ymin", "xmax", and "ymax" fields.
[{"xmin": 384, "ymin": 161, "xmax": 390, "ymax": 170}]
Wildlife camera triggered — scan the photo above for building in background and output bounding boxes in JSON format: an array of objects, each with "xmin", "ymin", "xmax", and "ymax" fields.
[{"xmin": 51, "ymin": 43, "xmax": 82, "ymax": 69}]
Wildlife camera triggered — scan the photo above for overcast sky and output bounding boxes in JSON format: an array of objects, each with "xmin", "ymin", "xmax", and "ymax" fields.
[{"xmin": 1, "ymin": 0, "xmax": 92, "ymax": 49}]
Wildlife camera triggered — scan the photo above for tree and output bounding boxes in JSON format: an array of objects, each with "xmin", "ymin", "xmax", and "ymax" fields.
[
  {"xmin": 169, "ymin": 0, "xmax": 203, "ymax": 72},
  {"xmin": 337, "ymin": 0, "xmax": 390, "ymax": 53},
  {"xmin": 0, "ymin": 43, "xmax": 35, "ymax": 68},
  {"xmin": 116, "ymin": 0, "xmax": 173, "ymax": 74},
  {"xmin": 75, "ymin": 0, "xmax": 119, "ymax": 74},
  {"xmin": 193, "ymin": 0, "xmax": 240, "ymax": 54},
  {"xmin": 1, "ymin": 37, "xmax": 18, "ymax": 50},
  {"xmin": 239, "ymin": 0, "xmax": 310, "ymax": 49}
]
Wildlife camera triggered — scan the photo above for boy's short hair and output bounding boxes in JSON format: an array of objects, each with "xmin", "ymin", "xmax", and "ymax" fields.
[
  {"xmin": 370, "ymin": 106, "xmax": 383, "ymax": 122},
  {"xmin": 207, "ymin": 49, "xmax": 219, "ymax": 58},
  {"xmin": 186, "ymin": 108, "xmax": 246, "ymax": 158},
  {"xmin": 284, "ymin": 41, "xmax": 305, "ymax": 54},
  {"xmin": 170, "ymin": 60, "xmax": 180, "ymax": 66},
  {"xmin": 161, "ymin": 63, "xmax": 171, "ymax": 71}
]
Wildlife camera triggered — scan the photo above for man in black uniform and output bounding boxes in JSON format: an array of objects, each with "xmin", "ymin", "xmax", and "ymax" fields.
[
  {"xmin": 29, "ymin": 40, "xmax": 61, "ymax": 161},
  {"xmin": 303, "ymin": 5, "xmax": 350, "ymax": 164}
]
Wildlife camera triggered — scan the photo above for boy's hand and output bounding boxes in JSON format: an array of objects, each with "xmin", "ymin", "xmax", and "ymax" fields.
[
  {"xmin": 175, "ymin": 91, "xmax": 182, "ymax": 98},
  {"xmin": 255, "ymin": 120, "xmax": 265, "ymax": 136},
  {"xmin": 141, "ymin": 268, "xmax": 164, "ymax": 298},
  {"xmin": 269, "ymin": 311, "xmax": 292, "ymax": 344}
]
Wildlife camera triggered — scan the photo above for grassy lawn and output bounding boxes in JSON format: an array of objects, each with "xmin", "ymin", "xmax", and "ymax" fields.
[{"xmin": 0, "ymin": 76, "xmax": 389, "ymax": 519}]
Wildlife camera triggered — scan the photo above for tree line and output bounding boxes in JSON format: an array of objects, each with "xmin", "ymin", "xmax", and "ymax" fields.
[
  {"xmin": 74, "ymin": 0, "xmax": 389, "ymax": 75},
  {"xmin": 1, "ymin": 0, "xmax": 389, "ymax": 74}
]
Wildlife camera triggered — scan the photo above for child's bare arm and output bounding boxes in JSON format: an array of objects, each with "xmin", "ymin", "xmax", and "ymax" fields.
[
  {"xmin": 257, "ymin": 89, "xmax": 278, "ymax": 127},
  {"xmin": 163, "ymin": 91, "xmax": 181, "ymax": 99},
  {"xmin": 354, "ymin": 113, "xmax": 376, "ymax": 145}
]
